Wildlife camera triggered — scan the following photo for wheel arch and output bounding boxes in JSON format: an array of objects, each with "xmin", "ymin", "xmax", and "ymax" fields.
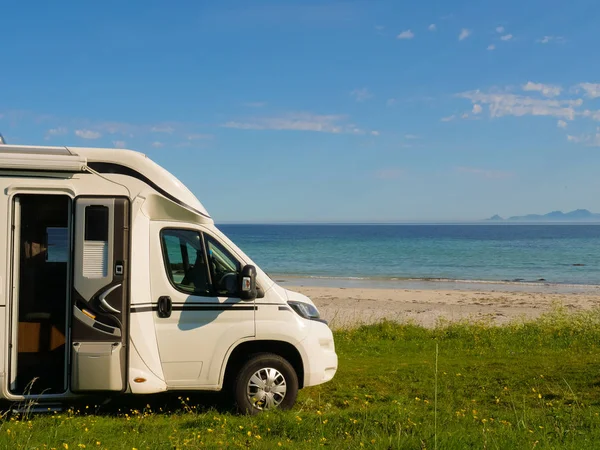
[{"xmin": 222, "ymin": 340, "xmax": 305, "ymax": 389}]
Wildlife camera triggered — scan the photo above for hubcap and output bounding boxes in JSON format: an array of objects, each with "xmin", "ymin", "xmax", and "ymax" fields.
[{"xmin": 247, "ymin": 367, "xmax": 287, "ymax": 410}]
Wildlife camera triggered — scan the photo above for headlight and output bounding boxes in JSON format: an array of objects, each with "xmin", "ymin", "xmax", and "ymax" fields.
[{"xmin": 288, "ymin": 301, "xmax": 327, "ymax": 324}]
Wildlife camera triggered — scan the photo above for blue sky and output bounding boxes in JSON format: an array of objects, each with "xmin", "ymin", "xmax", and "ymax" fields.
[{"xmin": 2, "ymin": 0, "xmax": 600, "ymax": 222}]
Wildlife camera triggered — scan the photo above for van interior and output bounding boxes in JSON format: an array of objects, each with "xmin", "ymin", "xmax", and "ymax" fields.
[{"xmin": 12, "ymin": 195, "xmax": 70, "ymax": 395}]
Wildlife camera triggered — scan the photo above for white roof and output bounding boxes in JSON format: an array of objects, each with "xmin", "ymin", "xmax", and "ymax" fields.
[{"xmin": 0, "ymin": 144, "xmax": 210, "ymax": 218}]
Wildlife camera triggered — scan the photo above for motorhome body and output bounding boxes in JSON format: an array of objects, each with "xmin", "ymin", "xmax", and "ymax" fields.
[{"xmin": 0, "ymin": 144, "xmax": 337, "ymax": 412}]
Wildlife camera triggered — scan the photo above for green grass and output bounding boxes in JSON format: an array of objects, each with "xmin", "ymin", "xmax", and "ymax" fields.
[{"xmin": 3, "ymin": 306, "xmax": 600, "ymax": 449}]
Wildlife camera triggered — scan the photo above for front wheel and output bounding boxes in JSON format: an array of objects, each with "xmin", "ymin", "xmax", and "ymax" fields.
[{"xmin": 233, "ymin": 353, "xmax": 298, "ymax": 414}]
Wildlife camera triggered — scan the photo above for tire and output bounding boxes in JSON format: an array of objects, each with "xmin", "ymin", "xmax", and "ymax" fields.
[{"xmin": 233, "ymin": 353, "xmax": 298, "ymax": 415}]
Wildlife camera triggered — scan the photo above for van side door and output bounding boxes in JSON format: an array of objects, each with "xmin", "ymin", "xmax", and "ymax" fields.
[
  {"xmin": 149, "ymin": 223, "xmax": 255, "ymax": 387},
  {"xmin": 71, "ymin": 198, "xmax": 130, "ymax": 392}
]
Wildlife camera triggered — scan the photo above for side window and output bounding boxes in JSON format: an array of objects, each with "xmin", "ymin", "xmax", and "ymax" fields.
[
  {"xmin": 205, "ymin": 235, "xmax": 241, "ymax": 297},
  {"xmin": 161, "ymin": 229, "xmax": 210, "ymax": 295}
]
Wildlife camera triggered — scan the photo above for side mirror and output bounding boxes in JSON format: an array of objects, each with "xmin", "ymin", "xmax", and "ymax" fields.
[{"xmin": 239, "ymin": 265, "xmax": 257, "ymax": 301}]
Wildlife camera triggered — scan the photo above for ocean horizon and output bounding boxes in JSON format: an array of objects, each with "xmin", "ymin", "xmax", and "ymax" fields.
[
  {"xmin": 218, "ymin": 224, "xmax": 600, "ymax": 290},
  {"xmin": 217, "ymin": 221, "xmax": 600, "ymax": 226}
]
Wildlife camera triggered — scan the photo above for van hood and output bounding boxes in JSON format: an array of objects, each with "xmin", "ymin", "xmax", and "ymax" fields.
[{"xmin": 284, "ymin": 288, "xmax": 317, "ymax": 307}]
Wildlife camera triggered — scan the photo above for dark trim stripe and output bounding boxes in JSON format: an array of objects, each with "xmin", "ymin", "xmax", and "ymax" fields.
[
  {"xmin": 131, "ymin": 304, "xmax": 257, "ymax": 313},
  {"xmin": 173, "ymin": 305, "xmax": 256, "ymax": 311},
  {"xmin": 131, "ymin": 306, "xmax": 155, "ymax": 313},
  {"xmin": 87, "ymin": 162, "xmax": 211, "ymax": 219},
  {"xmin": 132, "ymin": 302, "xmax": 284, "ymax": 307}
]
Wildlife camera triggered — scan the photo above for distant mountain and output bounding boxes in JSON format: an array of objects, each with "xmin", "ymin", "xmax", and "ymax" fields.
[{"xmin": 486, "ymin": 209, "xmax": 600, "ymax": 222}]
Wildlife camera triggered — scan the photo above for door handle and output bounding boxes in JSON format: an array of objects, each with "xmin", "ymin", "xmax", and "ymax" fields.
[
  {"xmin": 99, "ymin": 284, "xmax": 122, "ymax": 314},
  {"xmin": 157, "ymin": 296, "xmax": 172, "ymax": 318}
]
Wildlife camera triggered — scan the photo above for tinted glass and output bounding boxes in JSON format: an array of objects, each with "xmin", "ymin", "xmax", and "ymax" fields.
[
  {"xmin": 205, "ymin": 235, "xmax": 241, "ymax": 297},
  {"xmin": 85, "ymin": 206, "xmax": 108, "ymax": 241},
  {"xmin": 161, "ymin": 229, "xmax": 210, "ymax": 295}
]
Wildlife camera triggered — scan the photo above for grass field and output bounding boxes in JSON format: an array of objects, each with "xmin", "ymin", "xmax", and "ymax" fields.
[{"xmin": 2, "ymin": 306, "xmax": 600, "ymax": 449}]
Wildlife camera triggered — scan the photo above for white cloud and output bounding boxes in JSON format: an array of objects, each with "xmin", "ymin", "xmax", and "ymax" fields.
[
  {"xmin": 575, "ymin": 82, "xmax": 600, "ymax": 99},
  {"xmin": 91, "ymin": 120, "xmax": 178, "ymax": 137},
  {"xmin": 386, "ymin": 98, "xmax": 397, "ymax": 106},
  {"xmin": 75, "ymin": 129, "xmax": 101, "ymax": 139},
  {"xmin": 537, "ymin": 36, "xmax": 565, "ymax": 44},
  {"xmin": 496, "ymin": 26, "xmax": 505, "ymax": 33},
  {"xmin": 428, "ymin": 24, "xmax": 436, "ymax": 31},
  {"xmin": 112, "ymin": 140, "xmax": 126, "ymax": 148},
  {"xmin": 150, "ymin": 125, "xmax": 175, "ymax": 133},
  {"xmin": 522, "ymin": 82, "xmax": 562, "ymax": 98},
  {"xmin": 461, "ymin": 113, "xmax": 469, "ymax": 119},
  {"xmin": 458, "ymin": 29, "xmax": 471, "ymax": 41},
  {"xmin": 472, "ymin": 104, "xmax": 483, "ymax": 114},
  {"xmin": 397, "ymin": 30, "xmax": 415, "ymax": 40},
  {"xmin": 45, "ymin": 127, "xmax": 68, "ymax": 138},
  {"xmin": 557, "ymin": 120, "xmax": 567, "ymax": 129},
  {"xmin": 151, "ymin": 141, "xmax": 164, "ymax": 148},
  {"xmin": 457, "ymin": 90, "xmax": 582, "ymax": 120},
  {"xmin": 567, "ymin": 133, "xmax": 600, "ymax": 146},
  {"xmin": 487, "ymin": 44, "xmax": 496, "ymax": 51},
  {"xmin": 375, "ymin": 25, "xmax": 385, "ymax": 31},
  {"xmin": 94, "ymin": 121, "xmax": 137, "ymax": 136},
  {"xmin": 500, "ymin": 34, "xmax": 513, "ymax": 41},
  {"xmin": 222, "ymin": 112, "xmax": 369, "ymax": 134},
  {"xmin": 350, "ymin": 88, "xmax": 373, "ymax": 102},
  {"xmin": 441, "ymin": 115, "xmax": 456, "ymax": 122},
  {"xmin": 457, "ymin": 166, "xmax": 513, "ymax": 179},
  {"xmin": 582, "ymin": 109, "xmax": 600, "ymax": 121},
  {"xmin": 375, "ymin": 168, "xmax": 404, "ymax": 180},
  {"xmin": 371, "ymin": 130, "xmax": 380, "ymax": 136}
]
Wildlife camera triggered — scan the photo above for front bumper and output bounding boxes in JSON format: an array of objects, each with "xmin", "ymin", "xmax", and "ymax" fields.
[{"xmin": 300, "ymin": 322, "xmax": 338, "ymax": 387}]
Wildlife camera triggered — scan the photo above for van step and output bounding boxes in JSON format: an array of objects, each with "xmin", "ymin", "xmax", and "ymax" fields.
[{"xmin": 11, "ymin": 402, "xmax": 63, "ymax": 414}]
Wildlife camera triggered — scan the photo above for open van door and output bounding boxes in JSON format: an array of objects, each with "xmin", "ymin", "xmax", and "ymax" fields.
[{"xmin": 70, "ymin": 198, "xmax": 129, "ymax": 392}]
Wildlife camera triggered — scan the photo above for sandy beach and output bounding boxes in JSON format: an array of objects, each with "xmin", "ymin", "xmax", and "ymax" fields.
[{"xmin": 288, "ymin": 285, "xmax": 600, "ymax": 328}]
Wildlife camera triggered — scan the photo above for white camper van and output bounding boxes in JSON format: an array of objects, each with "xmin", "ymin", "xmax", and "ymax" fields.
[{"xmin": 0, "ymin": 144, "xmax": 337, "ymax": 413}]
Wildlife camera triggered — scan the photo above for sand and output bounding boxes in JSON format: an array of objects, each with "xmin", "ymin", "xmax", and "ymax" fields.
[{"xmin": 288, "ymin": 285, "xmax": 600, "ymax": 328}]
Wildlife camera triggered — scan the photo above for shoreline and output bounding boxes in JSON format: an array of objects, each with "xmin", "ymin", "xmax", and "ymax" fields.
[
  {"xmin": 283, "ymin": 283, "xmax": 600, "ymax": 329},
  {"xmin": 274, "ymin": 274, "xmax": 600, "ymax": 295}
]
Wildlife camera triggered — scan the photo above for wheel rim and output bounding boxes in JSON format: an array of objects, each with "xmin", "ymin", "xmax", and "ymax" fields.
[{"xmin": 246, "ymin": 367, "xmax": 287, "ymax": 410}]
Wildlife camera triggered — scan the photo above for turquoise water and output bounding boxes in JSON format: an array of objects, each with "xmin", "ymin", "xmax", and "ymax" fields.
[{"xmin": 219, "ymin": 224, "xmax": 600, "ymax": 286}]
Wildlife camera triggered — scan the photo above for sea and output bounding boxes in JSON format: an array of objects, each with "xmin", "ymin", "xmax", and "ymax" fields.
[{"xmin": 218, "ymin": 224, "xmax": 600, "ymax": 294}]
